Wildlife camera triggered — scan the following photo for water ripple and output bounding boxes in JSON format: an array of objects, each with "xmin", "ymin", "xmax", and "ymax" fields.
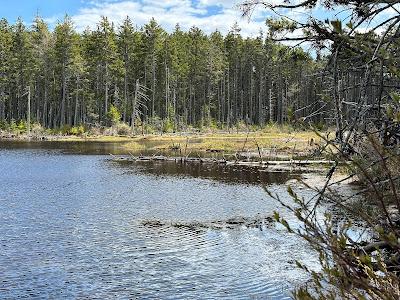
[{"xmin": 0, "ymin": 149, "xmax": 319, "ymax": 299}]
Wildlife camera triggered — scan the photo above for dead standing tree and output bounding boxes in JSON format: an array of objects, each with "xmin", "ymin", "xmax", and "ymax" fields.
[{"xmin": 131, "ymin": 79, "xmax": 149, "ymax": 134}]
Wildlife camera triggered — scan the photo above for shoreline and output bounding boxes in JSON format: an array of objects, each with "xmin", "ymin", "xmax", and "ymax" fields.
[{"xmin": 0, "ymin": 129, "xmax": 327, "ymax": 161}]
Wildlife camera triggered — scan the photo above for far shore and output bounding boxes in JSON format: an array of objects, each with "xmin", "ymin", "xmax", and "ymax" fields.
[{"xmin": 0, "ymin": 128, "xmax": 329, "ymax": 160}]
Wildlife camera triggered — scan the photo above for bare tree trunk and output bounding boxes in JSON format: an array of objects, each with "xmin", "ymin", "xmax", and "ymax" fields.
[
  {"xmin": 269, "ymin": 88, "xmax": 274, "ymax": 123},
  {"xmin": 43, "ymin": 77, "xmax": 48, "ymax": 127},
  {"xmin": 123, "ymin": 66, "xmax": 128, "ymax": 123},
  {"xmin": 151, "ymin": 54, "xmax": 156, "ymax": 121},
  {"xmin": 74, "ymin": 77, "xmax": 79, "ymax": 126},
  {"xmin": 131, "ymin": 79, "xmax": 139, "ymax": 133},
  {"xmin": 105, "ymin": 62, "xmax": 109, "ymax": 118},
  {"xmin": 258, "ymin": 71, "xmax": 264, "ymax": 125},
  {"xmin": 96, "ymin": 67, "xmax": 101, "ymax": 123},
  {"xmin": 173, "ymin": 88, "xmax": 177, "ymax": 130},
  {"xmin": 227, "ymin": 68, "xmax": 231, "ymax": 127},
  {"xmin": 165, "ymin": 65, "xmax": 169, "ymax": 120},
  {"xmin": 333, "ymin": 52, "xmax": 344, "ymax": 141},
  {"xmin": 61, "ymin": 62, "xmax": 66, "ymax": 127},
  {"xmin": 123, "ymin": 47, "xmax": 129, "ymax": 123},
  {"xmin": 27, "ymin": 86, "xmax": 31, "ymax": 136},
  {"xmin": 250, "ymin": 64, "xmax": 253, "ymax": 124},
  {"xmin": 0, "ymin": 88, "xmax": 5, "ymax": 121}
]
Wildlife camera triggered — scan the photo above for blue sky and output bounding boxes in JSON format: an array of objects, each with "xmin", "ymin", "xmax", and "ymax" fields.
[
  {"xmin": 1, "ymin": 0, "xmax": 271, "ymax": 36},
  {"xmin": 2, "ymin": 0, "xmax": 395, "ymax": 38},
  {"xmin": 2, "ymin": 0, "xmax": 82, "ymax": 23}
]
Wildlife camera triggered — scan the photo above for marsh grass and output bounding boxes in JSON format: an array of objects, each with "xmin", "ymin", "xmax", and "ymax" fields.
[{"xmin": 121, "ymin": 128, "xmax": 325, "ymax": 157}]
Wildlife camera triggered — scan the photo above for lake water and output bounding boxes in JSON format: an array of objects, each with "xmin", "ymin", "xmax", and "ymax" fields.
[{"xmin": 0, "ymin": 141, "xmax": 320, "ymax": 299}]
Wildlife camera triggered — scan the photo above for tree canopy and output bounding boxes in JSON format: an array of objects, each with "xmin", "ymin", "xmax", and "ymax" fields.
[{"xmin": 0, "ymin": 16, "xmax": 324, "ymax": 131}]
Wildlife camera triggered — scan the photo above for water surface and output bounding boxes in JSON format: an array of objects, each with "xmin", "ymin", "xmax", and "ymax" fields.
[{"xmin": 0, "ymin": 142, "xmax": 319, "ymax": 299}]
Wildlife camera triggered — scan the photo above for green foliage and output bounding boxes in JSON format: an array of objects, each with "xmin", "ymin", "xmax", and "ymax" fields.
[
  {"xmin": 0, "ymin": 14, "xmax": 327, "ymax": 131},
  {"xmin": 316, "ymin": 122, "xmax": 326, "ymax": 131},
  {"xmin": 9, "ymin": 119, "xmax": 17, "ymax": 132},
  {"xmin": 107, "ymin": 104, "xmax": 121, "ymax": 126},
  {"xmin": 162, "ymin": 119, "xmax": 174, "ymax": 133},
  {"xmin": 144, "ymin": 123, "xmax": 156, "ymax": 134},
  {"xmin": 60, "ymin": 125, "xmax": 71, "ymax": 135},
  {"xmin": 3, "ymin": 7, "xmax": 397, "ymax": 137},
  {"xmin": 201, "ymin": 104, "xmax": 213, "ymax": 128},
  {"xmin": 287, "ymin": 106, "xmax": 295, "ymax": 123},
  {"xmin": 266, "ymin": 18, "xmax": 297, "ymax": 36},
  {"xmin": 209, "ymin": 119, "xmax": 218, "ymax": 130},
  {"xmin": 330, "ymin": 19, "xmax": 343, "ymax": 33},
  {"xmin": 17, "ymin": 120, "xmax": 27, "ymax": 132},
  {"xmin": 0, "ymin": 120, "xmax": 7, "ymax": 130},
  {"xmin": 31, "ymin": 122, "xmax": 45, "ymax": 134},
  {"xmin": 69, "ymin": 125, "xmax": 85, "ymax": 136}
]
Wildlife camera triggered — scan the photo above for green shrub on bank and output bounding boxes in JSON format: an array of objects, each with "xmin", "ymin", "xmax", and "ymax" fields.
[
  {"xmin": 144, "ymin": 123, "xmax": 156, "ymax": 134},
  {"xmin": 0, "ymin": 119, "xmax": 26, "ymax": 134},
  {"xmin": 69, "ymin": 125, "xmax": 85, "ymax": 136},
  {"xmin": 31, "ymin": 123, "xmax": 45, "ymax": 134},
  {"xmin": 0, "ymin": 120, "xmax": 8, "ymax": 130},
  {"xmin": 115, "ymin": 123, "xmax": 131, "ymax": 136},
  {"xmin": 9, "ymin": 119, "xmax": 18, "ymax": 133},
  {"xmin": 0, "ymin": 119, "xmax": 47, "ymax": 135},
  {"xmin": 17, "ymin": 120, "xmax": 27, "ymax": 132},
  {"xmin": 163, "ymin": 119, "xmax": 174, "ymax": 133},
  {"xmin": 48, "ymin": 125, "xmax": 87, "ymax": 136},
  {"xmin": 0, "ymin": 118, "xmax": 328, "ymax": 137}
]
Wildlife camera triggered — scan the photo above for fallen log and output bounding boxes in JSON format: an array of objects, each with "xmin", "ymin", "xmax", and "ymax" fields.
[{"xmin": 108, "ymin": 154, "xmax": 338, "ymax": 172}]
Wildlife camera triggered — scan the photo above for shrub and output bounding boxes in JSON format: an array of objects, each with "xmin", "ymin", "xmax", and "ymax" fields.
[
  {"xmin": 115, "ymin": 122, "xmax": 131, "ymax": 136},
  {"xmin": 144, "ymin": 123, "xmax": 156, "ymax": 134},
  {"xmin": 148, "ymin": 116, "xmax": 163, "ymax": 132},
  {"xmin": 102, "ymin": 126, "xmax": 115, "ymax": 136},
  {"xmin": 17, "ymin": 120, "xmax": 27, "ymax": 133},
  {"xmin": 0, "ymin": 120, "xmax": 8, "ymax": 130},
  {"xmin": 88, "ymin": 126, "xmax": 102, "ymax": 136},
  {"xmin": 60, "ymin": 125, "xmax": 72, "ymax": 135},
  {"xmin": 9, "ymin": 119, "xmax": 17, "ymax": 133},
  {"xmin": 235, "ymin": 121, "xmax": 249, "ymax": 132},
  {"xmin": 163, "ymin": 119, "xmax": 174, "ymax": 133},
  {"xmin": 106, "ymin": 105, "xmax": 121, "ymax": 126},
  {"xmin": 31, "ymin": 123, "xmax": 45, "ymax": 135},
  {"xmin": 271, "ymin": 133, "xmax": 400, "ymax": 299},
  {"xmin": 69, "ymin": 125, "xmax": 85, "ymax": 136}
]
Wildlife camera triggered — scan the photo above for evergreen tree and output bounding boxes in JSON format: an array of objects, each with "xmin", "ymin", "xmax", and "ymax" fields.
[
  {"xmin": 0, "ymin": 19, "xmax": 13, "ymax": 121},
  {"xmin": 0, "ymin": 15, "xmax": 343, "ymax": 130}
]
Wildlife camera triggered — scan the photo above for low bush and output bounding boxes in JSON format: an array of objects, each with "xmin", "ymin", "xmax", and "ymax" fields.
[
  {"xmin": 31, "ymin": 123, "xmax": 45, "ymax": 135},
  {"xmin": 17, "ymin": 120, "xmax": 27, "ymax": 132},
  {"xmin": 69, "ymin": 125, "xmax": 85, "ymax": 136},
  {"xmin": 163, "ymin": 120, "xmax": 174, "ymax": 133},
  {"xmin": 115, "ymin": 122, "xmax": 131, "ymax": 136}
]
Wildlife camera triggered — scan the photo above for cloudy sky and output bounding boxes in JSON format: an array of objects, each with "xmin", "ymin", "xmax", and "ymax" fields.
[{"xmin": 2, "ymin": 0, "xmax": 274, "ymax": 37}]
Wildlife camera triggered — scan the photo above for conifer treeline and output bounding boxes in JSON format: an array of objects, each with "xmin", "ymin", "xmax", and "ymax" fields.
[{"xmin": 0, "ymin": 15, "xmax": 322, "ymax": 130}]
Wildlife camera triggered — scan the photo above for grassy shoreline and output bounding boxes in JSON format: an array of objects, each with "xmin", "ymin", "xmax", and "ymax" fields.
[{"xmin": 1, "ymin": 128, "xmax": 327, "ymax": 159}]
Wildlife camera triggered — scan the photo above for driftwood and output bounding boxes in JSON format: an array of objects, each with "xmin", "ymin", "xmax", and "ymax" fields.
[{"xmin": 109, "ymin": 154, "xmax": 338, "ymax": 172}]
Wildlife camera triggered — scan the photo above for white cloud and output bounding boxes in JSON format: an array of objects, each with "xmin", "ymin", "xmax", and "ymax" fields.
[
  {"xmin": 47, "ymin": 0, "xmax": 269, "ymax": 37},
  {"xmin": 197, "ymin": 0, "xmax": 238, "ymax": 9}
]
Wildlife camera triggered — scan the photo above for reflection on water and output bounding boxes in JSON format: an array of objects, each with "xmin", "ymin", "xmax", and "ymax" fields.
[
  {"xmin": 0, "ymin": 145, "xmax": 319, "ymax": 299},
  {"xmin": 0, "ymin": 140, "xmax": 217, "ymax": 157},
  {"xmin": 114, "ymin": 159, "xmax": 302, "ymax": 185},
  {"xmin": 0, "ymin": 140, "xmax": 130, "ymax": 155}
]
